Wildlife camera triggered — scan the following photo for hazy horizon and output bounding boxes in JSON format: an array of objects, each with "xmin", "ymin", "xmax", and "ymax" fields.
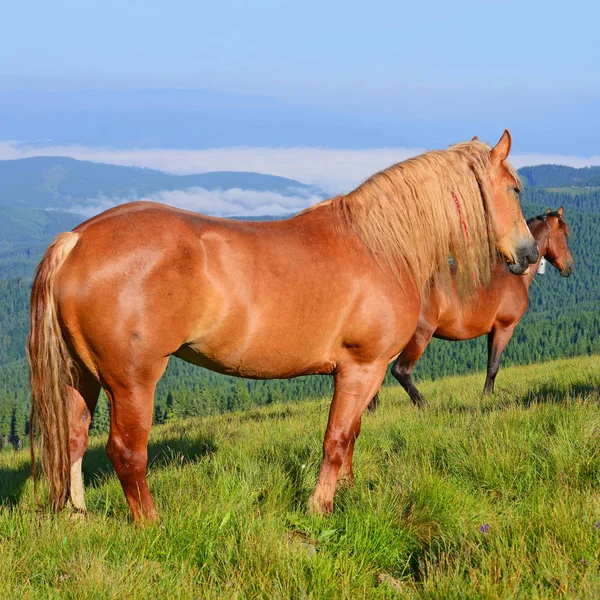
[
  {"xmin": 2, "ymin": 0, "xmax": 599, "ymax": 216},
  {"xmin": 2, "ymin": 0, "xmax": 600, "ymax": 157}
]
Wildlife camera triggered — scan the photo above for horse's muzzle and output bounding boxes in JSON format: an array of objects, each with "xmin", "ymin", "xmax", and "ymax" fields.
[
  {"xmin": 507, "ymin": 240, "xmax": 539, "ymax": 275},
  {"xmin": 560, "ymin": 260, "xmax": 575, "ymax": 277}
]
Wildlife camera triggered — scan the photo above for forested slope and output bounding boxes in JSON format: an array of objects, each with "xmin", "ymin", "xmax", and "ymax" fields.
[{"xmin": 0, "ymin": 185, "xmax": 598, "ymax": 448}]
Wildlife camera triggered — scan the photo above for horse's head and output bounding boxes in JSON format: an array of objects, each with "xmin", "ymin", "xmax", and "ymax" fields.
[
  {"xmin": 486, "ymin": 130, "xmax": 539, "ymax": 274},
  {"xmin": 540, "ymin": 207, "xmax": 575, "ymax": 277}
]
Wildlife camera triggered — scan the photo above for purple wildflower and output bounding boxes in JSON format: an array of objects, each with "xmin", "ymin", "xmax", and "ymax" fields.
[{"xmin": 479, "ymin": 524, "xmax": 489, "ymax": 534}]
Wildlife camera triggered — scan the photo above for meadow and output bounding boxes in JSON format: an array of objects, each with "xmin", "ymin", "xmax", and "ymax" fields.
[{"xmin": 0, "ymin": 354, "xmax": 599, "ymax": 599}]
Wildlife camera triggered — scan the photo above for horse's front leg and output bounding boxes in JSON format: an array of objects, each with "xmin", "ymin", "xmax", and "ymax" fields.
[
  {"xmin": 308, "ymin": 361, "xmax": 387, "ymax": 515},
  {"xmin": 337, "ymin": 415, "xmax": 362, "ymax": 487},
  {"xmin": 483, "ymin": 324, "xmax": 516, "ymax": 395}
]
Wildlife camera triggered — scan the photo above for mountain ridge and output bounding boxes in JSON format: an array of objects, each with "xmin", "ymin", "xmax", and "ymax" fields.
[
  {"xmin": 519, "ymin": 164, "xmax": 600, "ymax": 188},
  {"xmin": 0, "ymin": 156, "xmax": 321, "ymax": 211}
]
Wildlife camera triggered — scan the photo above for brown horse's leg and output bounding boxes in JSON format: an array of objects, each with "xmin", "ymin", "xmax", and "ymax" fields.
[
  {"xmin": 483, "ymin": 325, "xmax": 515, "ymax": 395},
  {"xmin": 309, "ymin": 362, "xmax": 387, "ymax": 515},
  {"xmin": 366, "ymin": 394, "xmax": 378, "ymax": 413},
  {"xmin": 391, "ymin": 329, "xmax": 433, "ymax": 408},
  {"xmin": 338, "ymin": 415, "xmax": 362, "ymax": 486},
  {"xmin": 104, "ymin": 359, "xmax": 167, "ymax": 523},
  {"xmin": 68, "ymin": 364, "xmax": 100, "ymax": 512}
]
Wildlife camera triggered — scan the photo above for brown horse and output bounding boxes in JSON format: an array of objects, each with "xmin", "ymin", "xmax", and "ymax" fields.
[
  {"xmin": 27, "ymin": 131, "xmax": 538, "ymax": 522},
  {"xmin": 368, "ymin": 208, "xmax": 574, "ymax": 411}
]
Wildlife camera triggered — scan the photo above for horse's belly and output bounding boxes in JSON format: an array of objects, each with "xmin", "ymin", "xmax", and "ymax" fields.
[
  {"xmin": 174, "ymin": 340, "xmax": 335, "ymax": 379},
  {"xmin": 436, "ymin": 308, "xmax": 495, "ymax": 341}
]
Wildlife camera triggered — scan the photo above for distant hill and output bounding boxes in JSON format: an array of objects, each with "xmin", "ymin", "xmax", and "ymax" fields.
[
  {"xmin": 518, "ymin": 164, "xmax": 600, "ymax": 188},
  {"xmin": 0, "ymin": 156, "xmax": 321, "ymax": 211},
  {"xmin": 0, "ymin": 205, "xmax": 80, "ymax": 246},
  {"xmin": 0, "ymin": 204, "xmax": 291, "ymax": 280},
  {"xmin": 0, "ymin": 206, "xmax": 81, "ymax": 279}
]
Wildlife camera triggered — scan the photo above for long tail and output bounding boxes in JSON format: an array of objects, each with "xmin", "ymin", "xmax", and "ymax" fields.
[{"xmin": 26, "ymin": 231, "xmax": 79, "ymax": 510}]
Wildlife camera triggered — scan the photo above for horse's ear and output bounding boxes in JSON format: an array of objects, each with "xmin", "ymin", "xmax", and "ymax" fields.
[
  {"xmin": 472, "ymin": 136, "xmax": 479, "ymax": 141},
  {"xmin": 557, "ymin": 206, "xmax": 564, "ymax": 216},
  {"xmin": 491, "ymin": 130, "xmax": 512, "ymax": 163},
  {"xmin": 546, "ymin": 208, "xmax": 552, "ymax": 214}
]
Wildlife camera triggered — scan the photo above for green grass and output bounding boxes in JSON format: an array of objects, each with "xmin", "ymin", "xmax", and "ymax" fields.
[{"xmin": 1, "ymin": 355, "xmax": 599, "ymax": 599}]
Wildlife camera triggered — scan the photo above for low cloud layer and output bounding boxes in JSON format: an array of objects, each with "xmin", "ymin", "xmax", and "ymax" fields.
[
  {"xmin": 67, "ymin": 187, "xmax": 323, "ymax": 218},
  {"xmin": 2, "ymin": 141, "xmax": 600, "ymax": 197}
]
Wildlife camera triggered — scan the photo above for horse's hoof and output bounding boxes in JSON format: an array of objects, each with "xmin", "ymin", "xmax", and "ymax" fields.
[
  {"xmin": 336, "ymin": 475, "xmax": 355, "ymax": 489},
  {"xmin": 132, "ymin": 511, "xmax": 161, "ymax": 527},
  {"xmin": 307, "ymin": 495, "xmax": 333, "ymax": 516},
  {"xmin": 68, "ymin": 509, "xmax": 87, "ymax": 521}
]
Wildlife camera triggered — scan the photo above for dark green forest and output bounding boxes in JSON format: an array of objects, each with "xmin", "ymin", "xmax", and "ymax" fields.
[
  {"xmin": 0, "ymin": 164, "xmax": 599, "ymax": 448},
  {"xmin": 519, "ymin": 164, "xmax": 600, "ymax": 188}
]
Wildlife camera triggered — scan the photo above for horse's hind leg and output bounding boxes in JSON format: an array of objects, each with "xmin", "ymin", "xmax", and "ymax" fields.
[
  {"xmin": 104, "ymin": 379, "xmax": 163, "ymax": 523},
  {"xmin": 68, "ymin": 363, "xmax": 100, "ymax": 511},
  {"xmin": 309, "ymin": 361, "xmax": 387, "ymax": 515}
]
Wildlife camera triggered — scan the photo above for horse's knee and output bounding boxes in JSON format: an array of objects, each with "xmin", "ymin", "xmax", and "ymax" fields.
[
  {"xmin": 391, "ymin": 361, "xmax": 410, "ymax": 382},
  {"xmin": 106, "ymin": 428, "xmax": 157, "ymax": 522},
  {"xmin": 106, "ymin": 433, "xmax": 147, "ymax": 478},
  {"xmin": 106, "ymin": 434, "xmax": 125, "ymax": 471},
  {"xmin": 323, "ymin": 433, "xmax": 351, "ymax": 466}
]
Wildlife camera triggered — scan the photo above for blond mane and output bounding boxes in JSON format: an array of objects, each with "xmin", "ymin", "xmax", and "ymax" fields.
[{"xmin": 306, "ymin": 141, "xmax": 510, "ymax": 297}]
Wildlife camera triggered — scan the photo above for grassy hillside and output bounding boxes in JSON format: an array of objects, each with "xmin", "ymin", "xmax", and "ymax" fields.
[{"xmin": 0, "ymin": 355, "xmax": 599, "ymax": 598}]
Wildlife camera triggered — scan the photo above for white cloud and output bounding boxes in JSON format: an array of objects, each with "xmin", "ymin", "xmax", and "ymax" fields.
[
  {"xmin": 2, "ymin": 141, "xmax": 600, "ymax": 197},
  {"xmin": 67, "ymin": 187, "xmax": 323, "ymax": 218},
  {"xmin": 0, "ymin": 141, "xmax": 423, "ymax": 193}
]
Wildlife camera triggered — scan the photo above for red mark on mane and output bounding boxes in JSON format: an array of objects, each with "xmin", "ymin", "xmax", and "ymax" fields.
[{"xmin": 452, "ymin": 191, "xmax": 470, "ymax": 240}]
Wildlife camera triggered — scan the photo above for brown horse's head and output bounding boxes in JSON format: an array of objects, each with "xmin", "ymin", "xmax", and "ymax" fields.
[
  {"xmin": 540, "ymin": 207, "xmax": 575, "ymax": 277},
  {"xmin": 487, "ymin": 131, "xmax": 539, "ymax": 274}
]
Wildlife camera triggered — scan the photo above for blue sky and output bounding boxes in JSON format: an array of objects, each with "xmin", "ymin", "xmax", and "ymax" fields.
[
  {"xmin": 3, "ymin": 0, "xmax": 598, "ymax": 95},
  {"xmin": 1, "ymin": 0, "xmax": 599, "ymax": 157}
]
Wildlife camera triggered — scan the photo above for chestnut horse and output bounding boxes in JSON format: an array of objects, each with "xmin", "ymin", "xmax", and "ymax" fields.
[
  {"xmin": 27, "ymin": 131, "xmax": 538, "ymax": 522},
  {"xmin": 368, "ymin": 208, "xmax": 574, "ymax": 411}
]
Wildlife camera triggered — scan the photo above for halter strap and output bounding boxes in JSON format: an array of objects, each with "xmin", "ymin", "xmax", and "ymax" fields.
[{"xmin": 538, "ymin": 215, "xmax": 552, "ymax": 257}]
